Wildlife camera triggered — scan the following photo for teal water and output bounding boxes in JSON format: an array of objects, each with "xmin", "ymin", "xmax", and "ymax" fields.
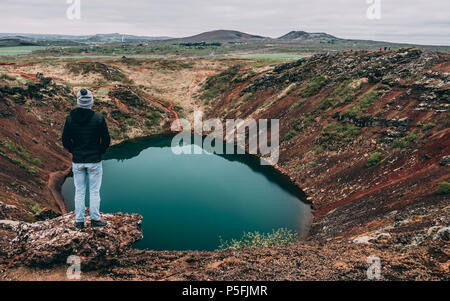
[{"xmin": 61, "ymin": 135, "xmax": 312, "ymax": 251}]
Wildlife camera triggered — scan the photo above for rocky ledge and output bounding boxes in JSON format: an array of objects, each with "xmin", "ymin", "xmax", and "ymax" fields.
[{"xmin": 2, "ymin": 212, "xmax": 142, "ymax": 268}]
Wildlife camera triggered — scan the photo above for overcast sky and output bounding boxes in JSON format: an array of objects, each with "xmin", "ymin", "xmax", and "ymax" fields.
[{"xmin": 1, "ymin": 0, "xmax": 449, "ymax": 45}]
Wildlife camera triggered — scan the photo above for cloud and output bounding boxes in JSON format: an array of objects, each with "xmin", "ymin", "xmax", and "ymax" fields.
[{"xmin": 0, "ymin": 0, "xmax": 448, "ymax": 45}]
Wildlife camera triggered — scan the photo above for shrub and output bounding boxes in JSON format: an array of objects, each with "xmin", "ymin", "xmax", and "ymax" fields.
[
  {"xmin": 366, "ymin": 152, "xmax": 382, "ymax": 167},
  {"xmin": 405, "ymin": 132, "xmax": 418, "ymax": 143},
  {"xmin": 392, "ymin": 139, "xmax": 408, "ymax": 148},
  {"xmin": 283, "ymin": 130, "xmax": 298, "ymax": 141},
  {"xmin": 417, "ymin": 122, "xmax": 435, "ymax": 131},
  {"xmin": 437, "ymin": 182, "xmax": 450, "ymax": 195},
  {"xmin": 217, "ymin": 228, "xmax": 297, "ymax": 250},
  {"xmin": 110, "ymin": 127, "xmax": 121, "ymax": 140},
  {"xmin": 314, "ymin": 146, "xmax": 323, "ymax": 154},
  {"xmin": 30, "ymin": 203, "xmax": 42, "ymax": 215},
  {"xmin": 318, "ymin": 122, "xmax": 360, "ymax": 148},
  {"xmin": 31, "ymin": 157, "xmax": 43, "ymax": 168}
]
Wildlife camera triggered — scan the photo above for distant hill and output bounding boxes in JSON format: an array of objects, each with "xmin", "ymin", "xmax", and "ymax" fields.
[
  {"xmin": 0, "ymin": 38, "xmax": 37, "ymax": 47},
  {"xmin": 168, "ymin": 30, "xmax": 266, "ymax": 43},
  {"xmin": 278, "ymin": 31, "xmax": 337, "ymax": 41},
  {"xmin": 84, "ymin": 33, "xmax": 171, "ymax": 43},
  {"xmin": 0, "ymin": 33, "xmax": 172, "ymax": 44}
]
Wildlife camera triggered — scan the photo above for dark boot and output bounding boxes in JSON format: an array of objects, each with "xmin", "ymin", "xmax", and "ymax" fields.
[
  {"xmin": 75, "ymin": 221, "xmax": 85, "ymax": 230},
  {"xmin": 91, "ymin": 220, "xmax": 107, "ymax": 228}
]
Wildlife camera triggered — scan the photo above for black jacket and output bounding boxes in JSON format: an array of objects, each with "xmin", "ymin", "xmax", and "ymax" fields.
[{"xmin": 62, "ymin": 108, "xmax": 111, "ymax": 163}]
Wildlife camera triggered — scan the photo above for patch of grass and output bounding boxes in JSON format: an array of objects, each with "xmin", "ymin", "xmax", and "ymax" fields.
[
  {"xmin": 30, "ymin": 203, "xmax": 42, "ymax": 214},
  {"xmin": 283, "ymin": 129, "xmax": 298, "ymax": 141},
  {"xmin": 145, "ymin": 110, "xmax": 161, "ymax": 127},
  {"xmin": 23, "ymin": 199, "xmax": 41, "ymax": 214},
  {"xmin": 291, "ymin": 99, "xmax": 306, "ymax": 110},
  {"xmin": 201, "ymin": 65, "xmax": 253, "ymax": 101},
  {"xmin": 1, "ymin": 151, "xmax": 38, "ymax": 174},
  {"xmin": 0, "ymin": 140, "xmax": 43, "ymax": 168},
  {"xmin": 375, "ymin": 83, "xmax": 390, "ymax": 91},
  {"xmin": 392, "ymin": 138, "xmax": 408, "ymax": 148},
  {"xmin": 342, "ymin": 90, "xmax": 379, "ymax": 121},
  {"xmin": 405, "ymin": 132, "xmax": 418, "ymax": 143},
  {"xmin": 217, "ymin": 228, "xmax": 297, "ymax": 250},
  {"xmin": 366, "ymin": 152, "xmax": 382, "ymax": 167},
  {"xmin": 110, "ymin": 127, "xmax": 121, "ymax": 140},
  {"xmin": 313, "ymin": 146, "xmax": 323, "ymax": 155},
  {"xmin": 417, "ymin": 122, "xmax": 435, "ymax": 131},
  {"xmin": 317, "ymin": 122, "xmax": 360, "ymax": 148},
  {"xmin": 299, "ymin": 74, "xmax": 329, "ymax": 98},
  {"xmin": 437, "ymin": 182, "xmax": 450, "ymax": 195},
  {"xmin": 291, "ymin": 81, "xmax": 363, "ymax": 131},
  {"xmin": 309, "ymin": 158, "xmax": 318, "ymax": 168},
  {"xmin": 393, "ymin": 132, "xmax": 419, "ymax": 148},
  {"xmin": 319, "ymin": 80, "xmax": 363, "ymax": 110},
  {"xmin": 0, "ymin": 46, "xmax": 45, "ymax": 56}
]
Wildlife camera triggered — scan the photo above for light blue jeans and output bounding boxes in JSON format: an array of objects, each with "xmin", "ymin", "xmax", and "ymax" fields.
[{"xmin": 72, "ymin": 162, "xmax": 103, "ymax": 223}]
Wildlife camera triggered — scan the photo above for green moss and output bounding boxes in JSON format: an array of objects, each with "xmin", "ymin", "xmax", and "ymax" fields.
[
  {"xmin": 437, "ymin": 182, "xmax": 450, "ymax": 195},
  {"xmin": 366, "ymin": 152, "xmax": 382, "ymax": 167}
]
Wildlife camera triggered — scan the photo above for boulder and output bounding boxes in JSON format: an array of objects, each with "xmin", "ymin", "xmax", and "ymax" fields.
[{"xmin": 7, "ymin": 212, "xmax": 143, "ymax": 268}]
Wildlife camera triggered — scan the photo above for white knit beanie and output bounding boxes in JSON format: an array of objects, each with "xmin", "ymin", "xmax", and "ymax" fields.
[{"xmin": 77, "ymin": 89, "xmax": 94, "ymax": 109}]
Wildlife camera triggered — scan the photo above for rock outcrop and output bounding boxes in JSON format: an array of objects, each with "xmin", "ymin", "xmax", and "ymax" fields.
[{"xmin": 6, "ymin": 212, "xmax": 143, "ymax": 268}]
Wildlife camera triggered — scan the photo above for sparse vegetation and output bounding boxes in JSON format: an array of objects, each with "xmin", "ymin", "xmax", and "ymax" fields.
[
  {"xmin": 110, "ymin": 127, "xmax": 122, "ymax": 140},
  {"xmin": 0, "ymin": 140, "xmax": 43, "ymax": 170},
  {"xmin": 314, "ymin": 146, "xmax": 323, "ymax": 154},
  {"xmin": 145, "ymin": 111, "xmax": 161, "ymax": 126},
  {"xmin": 67, "ymin": 61, "xmax": 128, "ymax": 82},
  {"xmin": 392, "ymin": 132, "xmax": 418, "ymax": 148},
  {"xmin": 217, "ymin": 228, "xmax": 297, "ymax": 250},
  {"xmin": 436, "ymin": 182, "xmax": 450, "ymax": 195},
  {"xmin": 417, "ymin": 122, "xmax": 435, "ymax": 131},
  {"xmin": 342, "ymin": 90, "xmax": 379, "ymax": 121},
  {"xmin": 366, "ymin": 152, "xmax": 382, "ymax": 167},
  {"xmin": 201, "ymin": 65, "xmax": 253, "ymax": 101},
  {"xmin": 299, "ymin": 74, "xmax": 329, "ymax": 97},
  {"xmin": 317, "ymin": 122, "xmax": 360, "ymax": 148},
  {"xmin": 283, "ymin": 129, "xmax": 298, "ymax": 141}
]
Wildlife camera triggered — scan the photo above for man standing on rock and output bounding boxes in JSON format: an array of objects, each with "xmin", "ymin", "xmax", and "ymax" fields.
[{"xmin": 62, "ymin": 88, "xmax": 110, "ymax": 230}]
